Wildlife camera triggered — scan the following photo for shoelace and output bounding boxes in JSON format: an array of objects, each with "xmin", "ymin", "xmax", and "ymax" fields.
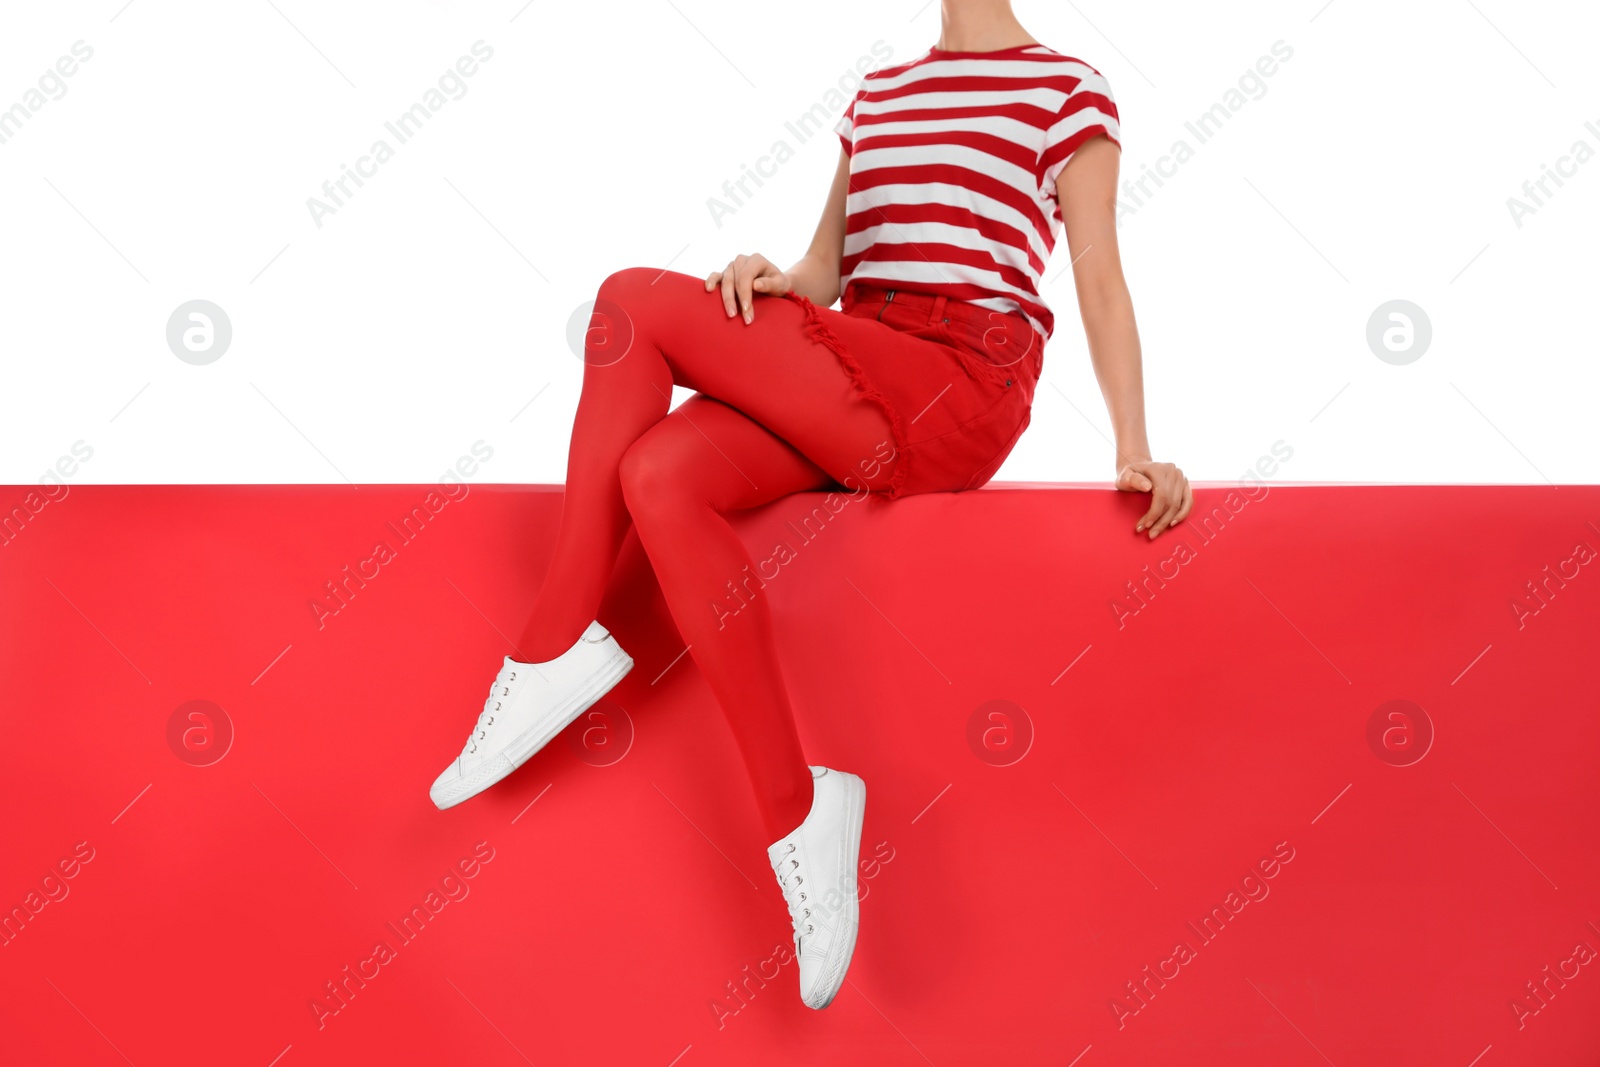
[
  {"xmin": 467, "ymin": 661, "xmax": 517, "ymax": 756},
  {"xmin": 771, "ymin": 842, "xmax": 813, "ymax": 945}
]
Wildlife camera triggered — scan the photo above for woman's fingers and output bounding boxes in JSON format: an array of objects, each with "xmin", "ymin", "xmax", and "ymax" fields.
[
  {"xmin": 738, "ymin": 255, "xmax": 776, "ymax": 323},
  {"xmin": 719, "ymin": 255, "xmax": 745, "ymax": 318},
  {"xmin": 1147, "ymin": 487, "xmax": 1182, "ymax": 538},
  {"xmin": 735, "ymin": 259, "xmax": 763, "ymax": 324},
  {"xmin": 1172, "ymin": 475, "xmax": 1193, "ymax": 526},
  {"xmin": 1119, "ymin": 461, "xmax": 1192, "ymax": 538},
  {"xmin": 1136, "ymin": 486, "xmax": 1168, "ymax": 534},
  {"xmin": 1147, "ymin": 469, "xmax": 1192, "ymax": 538},
  {"xmin": 709, "ymin": 254, "xmax": 780, "ymax": 322}
]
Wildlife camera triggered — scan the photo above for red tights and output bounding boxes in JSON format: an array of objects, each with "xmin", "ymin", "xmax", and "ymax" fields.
[{"xmin": 515, "ymin": 268, "xmax": 898, "ymax": 841}]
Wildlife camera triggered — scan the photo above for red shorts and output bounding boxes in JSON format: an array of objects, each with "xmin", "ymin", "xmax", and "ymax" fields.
[{"xmin": 781, "ymin": 281, "xmax": 1045, "ymax": 500}]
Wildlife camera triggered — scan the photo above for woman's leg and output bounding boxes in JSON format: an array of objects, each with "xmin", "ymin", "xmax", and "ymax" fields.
[
  {"xmin": 516, "ymin": 267, "xmax": 898, "ymax": 662},
  {"xmin": 619, "ymin": 394, "xmax": 845, "ymax": 839}
]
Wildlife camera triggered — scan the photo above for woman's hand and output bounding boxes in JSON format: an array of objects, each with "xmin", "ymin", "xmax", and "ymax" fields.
[
  {"xmin": 1116, "ymin": 459, "xmax": 1192, "ymax": 539},
  {"xmin": 705, "ymin": 254, "xmax": 792, "ymax": 324}
]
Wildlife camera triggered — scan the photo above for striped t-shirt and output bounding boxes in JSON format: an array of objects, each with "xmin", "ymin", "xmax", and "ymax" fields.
[{"xmin": 834, "ymin": 43, "xmax": 1121, "ymax": 342}]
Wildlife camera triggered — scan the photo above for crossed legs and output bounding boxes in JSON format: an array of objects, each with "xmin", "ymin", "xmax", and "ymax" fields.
[{"xmin": 515, "ymin": 268, "xmax": 898, "ymax": 839}]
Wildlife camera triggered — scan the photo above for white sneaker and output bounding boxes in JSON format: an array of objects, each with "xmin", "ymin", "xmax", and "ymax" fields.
[
  {"xmin": 430, "ymin": 621, "xmax": 634, "ymax": 810},
  {"xmin": 766, "ymin": 765, "xmax": 867, "ymax": 1009}
]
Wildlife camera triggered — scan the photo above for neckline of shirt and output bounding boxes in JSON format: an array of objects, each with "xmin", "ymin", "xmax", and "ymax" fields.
[{"xmin": 924, "ymin": 42, "xmax": 1051, "ymax": 59}]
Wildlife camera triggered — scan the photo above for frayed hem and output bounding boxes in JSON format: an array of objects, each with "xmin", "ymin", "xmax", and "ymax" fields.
[{"xmin": 782, "ymin": 289, "xmax": 910, "ymax": 502}]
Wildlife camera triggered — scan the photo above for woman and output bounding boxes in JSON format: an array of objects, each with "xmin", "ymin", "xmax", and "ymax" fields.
[{"xmin": 430, "ymin": 1, "xmax": 1192, "ymax": 1011}]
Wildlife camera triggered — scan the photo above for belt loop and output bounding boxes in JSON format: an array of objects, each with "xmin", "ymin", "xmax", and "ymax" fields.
[{"xmin": 928, "ymin": 293, "xmax": 948, "ymax": 325}]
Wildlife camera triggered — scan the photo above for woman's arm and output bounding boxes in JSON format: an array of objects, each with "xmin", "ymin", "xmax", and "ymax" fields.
[
  {"xmin": 1057, "ymin": 137, "xmax": 1192, "ymax": 537},
  {"xmin": 706, "ymin": 149, "xmax": 851, "ymax": 319}
]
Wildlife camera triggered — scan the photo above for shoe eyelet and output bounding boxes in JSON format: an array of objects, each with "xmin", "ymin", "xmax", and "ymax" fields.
[
  {"xmin": 790, "ymin": 859, "xmax": 798, "ymax": 869},
  {"xmin": 807, "ymin": 925, "xmax": 814, "ymax": 935},
  {"xmin": 799, "ymin": 892, "xmax": 806, "ymax": 901}
]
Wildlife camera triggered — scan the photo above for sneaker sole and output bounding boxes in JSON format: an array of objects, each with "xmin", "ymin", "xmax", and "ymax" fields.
[
  {"xmin": 434, "ymin": 641, "xmax": 634, "ymax": 809},
  {"xmin": 806, "ymin": 772, "xmax": 866, "ymax": 1009}
]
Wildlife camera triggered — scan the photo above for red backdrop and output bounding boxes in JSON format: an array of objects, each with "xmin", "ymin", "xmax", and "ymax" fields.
[{"xmin": 1, "ymin": 482, "xmax": 1596, "ymax": 1065}]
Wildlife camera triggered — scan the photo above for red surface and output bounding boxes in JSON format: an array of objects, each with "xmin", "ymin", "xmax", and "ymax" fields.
[{"xmin": 1, "ymin": 482, "xmax": 1597, "ymax": 1066}]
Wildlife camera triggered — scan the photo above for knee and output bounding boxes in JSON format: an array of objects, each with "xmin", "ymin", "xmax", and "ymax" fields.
[
  {"xmin": 597, "ymin": 266, "xmax": 656, "ymax": 302},
  {"xmin": 618, "ymin": 433, "xmax": 680, "ymax": 524},
  {"xmin": 596, "ymin": 266, "xmax": 699, "ymax": 312},
  {"xmin": 597, "ymin": 266, "xmax": 687, "ymax": 305}
]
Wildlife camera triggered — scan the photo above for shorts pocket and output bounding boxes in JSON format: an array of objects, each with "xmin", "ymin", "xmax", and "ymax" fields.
[{"xmin": 940, "ymin": 316, "xmax": 1038, "ymax": 384}]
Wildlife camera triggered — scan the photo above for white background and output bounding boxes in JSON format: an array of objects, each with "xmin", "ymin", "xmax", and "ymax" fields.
[{"xmin": 1, "ymin": 0, "xmax": 1594, "ymax": 488}]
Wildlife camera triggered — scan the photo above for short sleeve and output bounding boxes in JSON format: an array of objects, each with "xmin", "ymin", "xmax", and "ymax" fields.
[
  {"xmin": 1040, "ymin": 67, "xmax": 1121, "ymax": 200},
  {"xmin": 834, "ymin": 91, "xmax": 859, "ymax": 157}
]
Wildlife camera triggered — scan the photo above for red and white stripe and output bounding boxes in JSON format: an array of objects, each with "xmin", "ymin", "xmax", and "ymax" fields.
[{"xmin": 834, "ymin": 44, "xmax": 1120, "ymax": 342}]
